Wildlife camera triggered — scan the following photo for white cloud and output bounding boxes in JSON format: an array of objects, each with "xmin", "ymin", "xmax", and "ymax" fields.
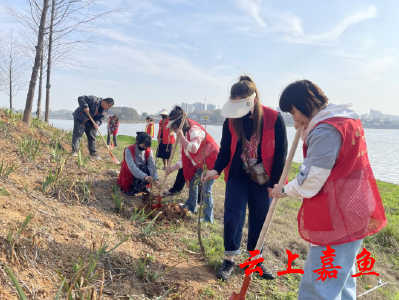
[
  {"xmin": 353, "ymin": 56, "xmax": 395, "ymax": 84},
  {"xmin": 76, "ymin": 43, "xmax": 232, "ymax": 90},
  {"xmin": 107, "ymin": 45, "xmax": 232, "ymax": 87},
  {"xmin": 289, "ymin": 6, "xmax": 378, "ymax": 45},
  {"xmin": 270, "ymin": 12, "xmax": 303, "ymax": 37},
  {"xmin": 221, "ymin": 1, "xmax": 304, "ymax": 37},
  {"xmin": 99, "ymin": 28, "xmax": 195, "ymax": 50},
  {"xmin": 236, "ymin": 0, "xmax": 267, "ymax": 27}
]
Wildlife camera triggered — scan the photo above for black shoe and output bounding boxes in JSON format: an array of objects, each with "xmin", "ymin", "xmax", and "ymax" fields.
[
  {"xmin": 256, "ymin": 262, "xmax": 275, "ymax": 280},
  {"xmin": 216, "ymin": 260, "xmax": 235, "ymax": 281}
]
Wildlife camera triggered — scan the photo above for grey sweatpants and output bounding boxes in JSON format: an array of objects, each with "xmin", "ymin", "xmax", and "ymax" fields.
[{"xmin": 71, "ymin": 118, "xmax": 97, "ymax": 156}]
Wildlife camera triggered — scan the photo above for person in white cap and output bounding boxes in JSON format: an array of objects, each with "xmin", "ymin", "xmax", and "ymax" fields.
[
  {"xmin": 156, "ymin": 109, "xmax": 175, "ymax": 169},
  {"xmin": 202, "ymin": 75, "xmax": 288, "ymax": 281}
]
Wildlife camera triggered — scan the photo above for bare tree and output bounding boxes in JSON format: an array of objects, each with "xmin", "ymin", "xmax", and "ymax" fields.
[
  {"xmin": 37, "ymin": 51, "xmax": 44, "ymax": 117},
  {"xmin": 0, "ymin": 30, "xmax": 28, "ymax": 111},
  {"xmin": 43, "ymin": 0, "xmax": 123, "ymax": 122},
  {"xmin": 3, "ymin": 0, "xmax": 124, "ymax": 122},
  {"xmin": 23, "ymin": 0, "xmax": 50, "ymax": 125},
  {"xmin": 44, "ymin": 0, "xmax": 55, "ymax": 122}
]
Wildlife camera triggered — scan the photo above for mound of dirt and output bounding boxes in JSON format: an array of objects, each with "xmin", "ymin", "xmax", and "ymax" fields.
[{"xmin": 153, "ymin": 203, "xmax": 188, "ymax": 222}]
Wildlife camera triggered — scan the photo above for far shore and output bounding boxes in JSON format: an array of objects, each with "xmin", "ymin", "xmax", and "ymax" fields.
[{"xmin": 48, "ymin": 118, "xmax": 399, "ymax": 129}]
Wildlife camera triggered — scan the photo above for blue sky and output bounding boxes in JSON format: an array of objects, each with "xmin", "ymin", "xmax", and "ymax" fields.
[{"xmin": 1, "ymin": 0, "xmax": 398, "ymax": 116}]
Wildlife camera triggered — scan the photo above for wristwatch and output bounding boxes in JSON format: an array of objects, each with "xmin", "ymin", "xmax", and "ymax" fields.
[{"xmin": 281, "ymin": 187, "xmax": 288, "ymax": 197}]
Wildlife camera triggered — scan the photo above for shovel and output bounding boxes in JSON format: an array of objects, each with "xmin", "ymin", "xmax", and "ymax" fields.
[
  {"xmin": 86, "ymin": 113, "xmax": 120, "ymax": 164},
  {"xmin": 151, "ymin": 109, "xmax": 187, "ymax": 210},
  {"xmin": 229, "ymin": 127, "xmax": 303, "ymax": 300}
]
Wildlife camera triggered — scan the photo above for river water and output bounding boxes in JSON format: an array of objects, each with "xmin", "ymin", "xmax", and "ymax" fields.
[{"xmin": 49, "ymin": 119, "xmax": 399, "ymax": 185}]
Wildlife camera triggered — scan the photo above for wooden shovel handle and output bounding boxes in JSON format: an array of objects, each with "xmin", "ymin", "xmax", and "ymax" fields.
[
  {"xmin": 254, "ymin": 127, "xmax": 303, "ymax": 252},
  {"xmin": 86, "ymin": 112, "xmax": 120, "ymax": 163}
]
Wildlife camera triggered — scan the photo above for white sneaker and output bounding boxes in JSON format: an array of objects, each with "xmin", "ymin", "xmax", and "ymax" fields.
[
  {"xmin": 70, "ymin": 152, "xmax": 78, "ymax": 157},
  {"xmin": 91, "ymin": 154, "xmax": 102, "ymax": 160}
]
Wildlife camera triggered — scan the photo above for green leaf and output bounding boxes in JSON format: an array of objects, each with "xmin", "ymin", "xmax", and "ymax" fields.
[
  {"xmin": 4, "ymin": 264, "xmax": 28, "ymax": 300},
  {"xmin": 54, "ymin": 279, "xmax": 65, "ymax": 300}
]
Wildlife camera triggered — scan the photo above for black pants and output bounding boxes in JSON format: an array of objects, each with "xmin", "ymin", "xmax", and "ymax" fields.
[
  {"xmin": 169, "ymin": 168, "xmax": 185, "ymax": 193},
  {"xmin": 71, "ymin": 119, "xmax": 97, "ymax": 156},
  {"xmin": 223, "ymin": 173, "xmax": 272, "ymax": 256},
  {"xmin": 107, "ymin": 133, "xmax": 118, "ymax": 147}
]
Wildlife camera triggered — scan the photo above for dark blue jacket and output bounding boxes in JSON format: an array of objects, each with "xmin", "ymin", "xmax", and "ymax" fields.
[{"xmin": 72, "ymin": 95, "xmax": 107, "ymax": 126}]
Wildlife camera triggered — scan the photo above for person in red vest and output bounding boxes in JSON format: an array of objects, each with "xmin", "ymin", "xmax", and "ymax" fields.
[
  {"xmin": 107, "ymin": 115, "xmax": 119, "ymax": 148},
  {"xmin": 117, "ymin": 133, "xmax": 159, "ymax": 195},
  {"xmin": 202, "ymin": 76, "xmax": 288, "ymax": 281},
  {"xmin": 165, "ymin": 106, "xmax": 220, "ymax": 223},
  {"xmin": 157, "ymin": 109, "xmax": 175, "ymax": 170},
  {"xmin": 270, "ymin": 80, "xmax": 387, "ymax": 300},
  {"xmin": 145, "ymin": 116, "xmax": 155, "ymax": 138}
]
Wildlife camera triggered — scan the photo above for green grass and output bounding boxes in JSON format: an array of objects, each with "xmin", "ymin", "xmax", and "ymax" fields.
[
  {"xmin": 181, "ymin": 223, "xmax": 225, "ymax": 269},
  {"xmin": 364, "ymin": 181, "xmax": 399, "ymax": 251},
  {"xmin": 0, "ymin": 187, "xmax": 10, "ymax": 196}
]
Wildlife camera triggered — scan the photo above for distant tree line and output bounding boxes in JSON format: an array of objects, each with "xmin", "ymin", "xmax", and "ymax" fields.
[
  {"xmin": 108, "ymin": 107, "xmax": 139, "ymax": 121},
  {"xmin": 47, "ymin": 106, "xmax": 140, "ymax": 122}
]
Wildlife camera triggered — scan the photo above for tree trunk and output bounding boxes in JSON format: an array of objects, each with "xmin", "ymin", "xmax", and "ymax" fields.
[
  {"xmin": 9, "ymin": 31, "xmax": 13, "ymax": 111},
  {"xmin": 45, "ymin": 0, "xmax": 55, "ymax": 123},
  {"xmin": 9, "ymin": 55, "xmax": 12, "ymax": 111},
  {"xmin": 23, "ymin": 0, "xmax": 50, "ymax": 125},
  {"xmin": 37, "ymin": 53, "xmax": 44, "ymax": 118}
]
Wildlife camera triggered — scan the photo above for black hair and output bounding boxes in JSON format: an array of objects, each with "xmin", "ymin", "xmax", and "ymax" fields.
[
  {"xmin": 112, "ymin": 114, "xmax": 119, "ymax": 122},
  {"xmin": 103, "ymin": 98, "xmax": 114, "ymax": 105},
  {"xmin": 146, "ymin": 116, "xmax": 150, "ymax": 120},
  {"xmin": 168, "ymin": 106, "xmax": 190, "ymax": 132},
  {"xmin": 279, "ymin": 80, "xmax": 328, "ymax": 118},
  {"xmin": 136, "ymin": 133, "xmax": 152, "ymax": 148}
]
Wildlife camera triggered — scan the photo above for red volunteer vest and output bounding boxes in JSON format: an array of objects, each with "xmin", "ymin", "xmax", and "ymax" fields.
[
  {"xmin": 298, "ymin": 117, "xmax": 386, "ymax": 245},
  {"xmin": 117, "ymin": 145, "xmax": 151, "ymax": 191},
  {"xmin": 158, "ymin": 119, "xmax": 176, "ymax": 145},
  {"xmin": 181, "ymin": 120, "xmax": 220, "ymax": 182},
  {"xmin": 224, "ymin": 105, "xmax": 278, "ymax": 182}
]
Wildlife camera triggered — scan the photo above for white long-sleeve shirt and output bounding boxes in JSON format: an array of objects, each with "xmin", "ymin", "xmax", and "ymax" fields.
[{"xmin": 171, "ymin": 125, "xmax": 205, "ymax": 171}]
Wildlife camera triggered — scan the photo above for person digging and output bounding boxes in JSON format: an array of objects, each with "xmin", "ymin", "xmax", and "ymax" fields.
[{"xmin": 71, "ymin": 95, "xmax": 114, "ymax": 160}]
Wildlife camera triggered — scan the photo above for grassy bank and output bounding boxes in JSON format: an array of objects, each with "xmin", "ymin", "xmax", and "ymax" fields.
[
  {"xmin": 114, "ymin": 134, "xmax": 399, "ymax": 299},
  {"xmin": 0, "ymin": 112, "xmax": 398, "ymax": 299}
]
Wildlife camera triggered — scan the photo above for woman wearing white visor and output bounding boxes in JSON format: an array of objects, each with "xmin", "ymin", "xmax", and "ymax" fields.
[{"xmin": 202, "ymin": 76, "xmax": 288, "ymax": 281}]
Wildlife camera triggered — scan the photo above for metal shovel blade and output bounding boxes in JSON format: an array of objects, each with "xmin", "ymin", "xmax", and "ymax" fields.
[
  {"xmin": 151, "ymin": 203, "xmax": 163, "ymax": 210},
  {"xmin": 110, "ymin": 153, "xmax": 120, "ymax": 164},
  {"xmin": 228, "ymin": 292, "xmax": 242, "ymax": 300},
  {"xmin": 228, "ymin": 275, "xmax": 251, "ymax": 300},
  {"xmin": 151, "ymin": 195, "xmax": 164, "ymax": 210}
]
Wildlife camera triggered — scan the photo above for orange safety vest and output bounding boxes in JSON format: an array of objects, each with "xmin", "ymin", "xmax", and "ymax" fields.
[{"xmin": 145, "ymin": 122, "xmax": 154, "ymax": 137}]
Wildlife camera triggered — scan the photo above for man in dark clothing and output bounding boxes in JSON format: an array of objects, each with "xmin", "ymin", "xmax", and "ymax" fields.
[{"xmin": 71, "ymin": 95, "xmax": 114, "ymax": 159}]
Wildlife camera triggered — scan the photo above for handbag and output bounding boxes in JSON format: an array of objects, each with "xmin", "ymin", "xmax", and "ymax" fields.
[{"xmin": 242, "ymin": 139, "xmax": 269, "ymax": 185}]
